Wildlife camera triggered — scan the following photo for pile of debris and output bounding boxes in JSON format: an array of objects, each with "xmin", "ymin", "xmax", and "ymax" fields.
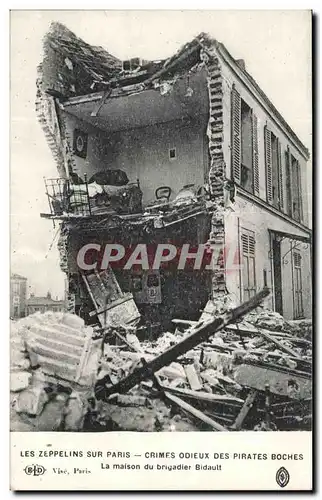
[
  {"xmin": 10, "ymin": 290, "xmax": 312, "ymax": 432},
  {"xmin": 92, "ymin": 298, "xmax": 312, "ymax": 432}
]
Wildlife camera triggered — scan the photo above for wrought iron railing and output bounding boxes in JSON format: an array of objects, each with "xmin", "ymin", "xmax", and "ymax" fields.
[{"xmin": 44, "ymin": 174, "xmax": 92, "ymax": 217}]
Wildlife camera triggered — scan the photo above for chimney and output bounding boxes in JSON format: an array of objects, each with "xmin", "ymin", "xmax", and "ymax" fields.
[{"xmin": 236, "ymin": 59, "xmax": 246, "ymax": 71}]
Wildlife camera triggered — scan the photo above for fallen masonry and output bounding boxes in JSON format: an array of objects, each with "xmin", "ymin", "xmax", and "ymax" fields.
[{"xmin": 10, "ymin": 288, "xmax": 312, "ymax": 432}]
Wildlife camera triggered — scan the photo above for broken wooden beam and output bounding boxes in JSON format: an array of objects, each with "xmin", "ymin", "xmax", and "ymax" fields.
[
  {"xmin": 258, "ymin": 328, "xmax": 302, "ymax": 359},
  {"xmin": 164, "ymin": 391, "xmax": 227, "ymax": 432},
  {"xmin": 157, "ymin": 382, "xmax": 244, "ymax": 405},
  {"xmin": 95, "ymin": 288, "xmax": 270, "ymax": 400},
  {"xmin": 231, "ymin": 389, "xmax": 257, "ymax": 430}
]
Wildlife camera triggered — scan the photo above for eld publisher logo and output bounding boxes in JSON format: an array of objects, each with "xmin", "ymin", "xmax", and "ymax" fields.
[
  {"xmin": 24, "ymin": 464, "xmax": 46, "ymax": 476},
  {"xmin": 276, "ymin": 467, "xmax": 290, "ymax": 488}
]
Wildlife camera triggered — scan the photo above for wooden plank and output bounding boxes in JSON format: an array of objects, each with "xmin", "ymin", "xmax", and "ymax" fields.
[
  {"xmin": 231, "ymin": 389, "xmax": 257, "ymax": 430},
  {"xmin": 225, "ymin": 324, "xmax": 292, "ymax": 339},
  {"xmin": 157, "ymin": 383, "xmax": 244, "ymax": 405},
  {"xmin": 164, "ymin": 391, "xmax": 227, "ymax": 432},
  {"xmin": 258, "ymin": 328, "xmax": 302, "ymax": 359},
  {"xmin": 184, "ymin": 364, "xmax": 203, "ymax": 391},
  {"xmin": 95, "ymin": 288, "xmax": 270, "ymax": 399}
]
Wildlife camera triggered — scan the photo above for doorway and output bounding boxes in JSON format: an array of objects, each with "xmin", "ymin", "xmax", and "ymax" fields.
[{"xmin": 272, "ymin": 237, "xmax": 283, "ymax": 315}]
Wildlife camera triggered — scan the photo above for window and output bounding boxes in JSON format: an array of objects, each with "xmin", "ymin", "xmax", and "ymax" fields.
[
  {"xmin": 291, "ymin": 156, "xmax": 303, "ymax": 222},
  {"xmin": 169, "ymin": 148, "xmax": 176, "ymax": 160},
  {"xmin": 241, "ymin": 229, "xmax": 256, "ymax": 300},
  {"xmin": 264, "ymin": 127, "xmax": 283, "ymax": 210},
  {"xmin": 241, "ymin": 100, "xmax": 253, "ymax": 193},
  {"xmin": 284, "ymin": 148, "xmax": 303, "ymax": 222},
  {"xmin": 263, "ymin": 269, "xmax": 268, "ymax": 287},
  {"xmin": 285, "ymin": 149, "xmax": 292, "ymax": 216},
  {"xmin": 12, "ymin": 282, "xmax": 20, "ymax": 295},
  {"xmin": 231, "ymin": 86, "xmax": 259, "ymax": 195},
  {"xmin": 293, "ymin": 251, "xmax": 304, "ymax": 319},
  {"xmin": 271, "ymin": 133, "xmax": 280, "ymax": 208}
]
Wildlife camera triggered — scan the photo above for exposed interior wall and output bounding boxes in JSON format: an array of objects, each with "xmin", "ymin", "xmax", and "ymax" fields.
[
  {"xmin": 220, "ymin": 58, "xmax": 309, "ymax": 227},
  {"xmin": 62, "ymin": 212, "xmax": 213, "ymax": 331},
  {"xmin": 63, "ymin": 112, "xmax": 208, "ymax": 205}
]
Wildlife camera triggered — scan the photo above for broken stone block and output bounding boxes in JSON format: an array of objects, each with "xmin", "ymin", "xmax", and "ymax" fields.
[
  {"xmin": 15, "ymin": 386, "xmax": 49, "ymax": 416},
  {"xmin": 155, "ymin": 361, "xmax": 186, "ymax": 380},
  {"xmin": 200, "ymin": 369, "xmax": 220, "ymax": 387},
  {"xmin": 10, "ymin": 371, "xmax": 31, "ymax": 392}
]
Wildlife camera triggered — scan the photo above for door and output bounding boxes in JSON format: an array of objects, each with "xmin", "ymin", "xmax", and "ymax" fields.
[
  {"xmin": 272, "ymin": 238, "xmax": 283, "ymax": 315},
  {"xmin": 293, "ymin": 251, "xmax": 304, "ymax": 319}
]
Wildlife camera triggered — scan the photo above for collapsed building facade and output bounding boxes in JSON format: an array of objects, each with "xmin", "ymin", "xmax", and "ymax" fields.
[
  {"xmin": 36, "ymin": 23, "xmax": 312, "ymax": 335},
  {"xmin": 9, "ymin": 22, "xmax": 313, "ymax": 433}
]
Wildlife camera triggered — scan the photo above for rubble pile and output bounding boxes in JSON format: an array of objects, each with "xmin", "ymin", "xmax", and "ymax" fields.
[
  {"xmin": 10, "ymin": 294, "xmax": 312, "ymax": 432},
  {"xmin": 93, "ymin": 310, "xmax": 312, "ymax": 432}
]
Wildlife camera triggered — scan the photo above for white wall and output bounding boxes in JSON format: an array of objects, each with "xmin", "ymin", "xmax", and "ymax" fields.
[
  {"xmin": 63, "ymin": 112, "xmax": 208, "ymax": 205},
  {"xmin": 224, "ymin": 197, "xmax": 312, "ymax": 319},
  {"xmin": 220, "ymin": 57, "xmax": 310, "ymax": 227}
]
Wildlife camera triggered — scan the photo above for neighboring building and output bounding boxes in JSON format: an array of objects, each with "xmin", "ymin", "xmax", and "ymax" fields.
[
  {"xmin": 10, "ymin": 273, "xmax": 27, "ymax": 318},
  {"xmin": 36, "ymin": 23, "xmax": 312, "ymax": 325},
  {"xmin": 26, "ymin": 292, "xmax": 66, "ymax": 315}
]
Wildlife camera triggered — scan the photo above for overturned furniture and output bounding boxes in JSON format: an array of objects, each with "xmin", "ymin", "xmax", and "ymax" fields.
[{"xmin": 82, "ymin": 268, "xmax": 141, "ymax": 328}]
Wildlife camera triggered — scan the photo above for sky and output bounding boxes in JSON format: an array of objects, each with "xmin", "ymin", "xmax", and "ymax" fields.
[{"xmin": 10, "ymin": 10, "xmax": 312, "ymax": 298}]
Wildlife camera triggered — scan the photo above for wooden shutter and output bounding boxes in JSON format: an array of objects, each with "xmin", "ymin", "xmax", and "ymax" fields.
[
  {"xmin": 278, "ymin": 140, "xmax": 284, "ymax": 211},
  {"xmin": 241, "ymin": 230, "xmax": 256, "ymax": 299},
  {"xmin": 293, "ymin": 251, "xmax": 302, "ymax": 268},
  {"xmin": 285, "ymin": 147, "xmax": 292, "ymax": 216},
  {"xmin": 295, "ymin": 159, "xmax": 304, "ymax": 223},
  {"xmin": 231, "ymin": 85, "xmax": 241, "ymax": 184},
  {"xmin": 264, "ymin": 126, "xmax": 272, "ymax": 203},
  {"xmin": 241, "ymin": 232, "xmax": 256, "ymax": 257},
  {"xmin": 252, "ymin": 113, "xmax": 259, "ymax": 196}
]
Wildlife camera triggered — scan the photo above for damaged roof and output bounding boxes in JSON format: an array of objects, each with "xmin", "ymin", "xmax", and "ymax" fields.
[
  {"xmin": 38, "ymin": 22, "xmax": 309, "ymax": 157},
  {"xmin": 39, "ymin": 22, "xmax": 122, "ymax": 97}
]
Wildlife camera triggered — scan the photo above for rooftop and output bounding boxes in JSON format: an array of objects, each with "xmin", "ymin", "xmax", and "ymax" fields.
[
  {"xmin": 27, "ymin": 292, "xmax": 65, "ymax": 306},
  {"xmin": 38, "ymin": 22, "xmax": 309, "ymax": 159},
  {"xmin": 11, "ymin": 273, "xmax": 27, "ymax": 281}
]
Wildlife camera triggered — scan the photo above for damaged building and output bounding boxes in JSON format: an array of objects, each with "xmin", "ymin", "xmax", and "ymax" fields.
[
  {"xmin": 13, "ymin": 22, "xmax": 311, "ymax": 432},
  {"xmin": 37, "ymin": 23, "xmax": 312, "ymax": 333}
]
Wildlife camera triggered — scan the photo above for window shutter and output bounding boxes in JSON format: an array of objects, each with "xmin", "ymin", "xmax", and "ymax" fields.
[
  {"xmin": 264, "ymin": 126, "xmax": 272, "ymax": 203},
  {"xmin": 252, "ymin": 113, "xmax": 259, "ymax": 195},
  {"xmin": 241, "ymin": 232, "xmax": 256, "ymax": 256},
  {"xmin": 293, "ymin": 251, "xmax": 302, "ymax": 268},
  {"xmin": 231, "ymin": 85, "xmax": 241, "ymax": 184},
  {"xmin": 296, "ymin": 159, "xmax": 304, "ymax": 223},
  {"xmin": 285, "ymin": 147, "xmax": 292, "ymax": 216},
  {"xmin": 278, "ymin": 140, "xmax": 284, "ymax": 211},
  {"xmin": 241, "ymin": 233, "xmax": 249, "ymax": 255}
]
